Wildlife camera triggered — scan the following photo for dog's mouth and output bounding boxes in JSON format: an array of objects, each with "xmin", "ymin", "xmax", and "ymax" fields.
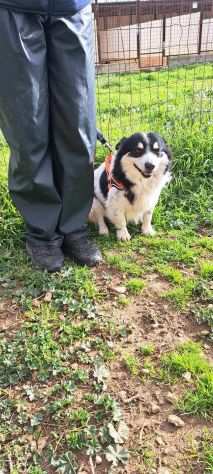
[{"xmin": 134, "ymin": 164, "xmax": 152, "ymax": 179}]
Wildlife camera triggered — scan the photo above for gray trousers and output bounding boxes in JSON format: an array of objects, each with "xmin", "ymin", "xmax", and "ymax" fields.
[{"xmin": 0, "ymin": 5, "xmax": 96, "ymax": 244}]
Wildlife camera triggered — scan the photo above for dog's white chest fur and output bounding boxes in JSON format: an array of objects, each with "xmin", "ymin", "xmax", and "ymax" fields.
[
  {"xmin": 107, "ymin": 168, "xmax": 170, "ymax": 231},
  {"xmin": 129, "ymin": 169, "xmax": 170, "ymax": 220}
]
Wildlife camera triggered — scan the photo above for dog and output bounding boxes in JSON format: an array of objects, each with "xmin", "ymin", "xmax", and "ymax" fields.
[{"xmin": 89, "ymin": 132, "xmax": 172, "ymax": 240}]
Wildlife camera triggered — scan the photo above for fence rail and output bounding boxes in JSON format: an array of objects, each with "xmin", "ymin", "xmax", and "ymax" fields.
[{"xmin": 93, "ymin": 0, "xmax": 213, "ymax": 72}]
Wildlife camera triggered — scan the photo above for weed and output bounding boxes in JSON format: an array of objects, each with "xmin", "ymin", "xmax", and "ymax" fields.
[
  {"xmin": 139, "ymin": 344, "xmax": 155, "ymax": 356},
  {"xmin": 161, "ymin": 341, "xmax": 213, "ymax": 418},
  {"xmin": 71, "ymin": 369, "xmax": 88, "ymax": 384},
  {"xmin": 141, "ymin": 235, "xmax": 199, "ymax": 265},
  {"xmin": 161, "ymin": 341, "xmax": 209, "ymax": 379},
  {"xmin": 163, "ymin": 278, "xmax": 197, "ymax": 309},
  {"xmin": 200, "ymin": 429, "xmax": 213, "ymax": 472},
  {"xmin": 67, "ymin": 430, "xmax": 87, "ymax": 450},
  {"xmin": 157, "ymin": 264, "xmax": 184, "ymax": 284},
  {"xmin": 69, "ymin": 408, "xmax": 90, "ymax": 426},
  {"xmin": 198, "ymin": 237, "xmax": 213, "ymax": 252},
  {"xmin": 143, "ymin": 360, "xmax": 156, "ymax": 377},
  {"xmin": 126, "ymin": 278, "xmax": 145, "ymax": 294},
  {"xmin": 106, "ymin": 254, "xmax": 143, "ymax": 276},
  {"xmin": 179, "ymin": 372, "xmax": 213, "ymax": 418},
  {"xmin": 117, "ymin": 295, "xmax": 130, "ymax": 306},
  {"xmin": 200, "ymin": 260, "xmax": 213, "ymax": 280},
  {"xmin": 28, "ymin": 468, "xmax": 47, "ymax": 474},
  {"xmin": 0, "ymin": 320, "xmax": 63, "ymax": 386},
  {"xmin": 123, "ymin": 354, "xmax": 140, "ymax": 376},
  {"xmin": 94, "ymin": 339, "xmax": 115, "ymax": 361},
  {"xmin": 193, "ymin": 305, "xmax": 213, "ymax": 330},
  {"xmin": 141, "ymin": 447, "xmax": 156, "ymax": 469}
]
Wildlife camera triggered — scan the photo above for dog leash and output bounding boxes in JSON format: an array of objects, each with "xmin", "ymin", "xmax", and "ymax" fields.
[
  {"xmin": 96, "ymin": 129, "xmax": 113, "ymax": 152},
  {"xmin": 96, "ymin": 129, "xmax": 124, "ymax": 191}
]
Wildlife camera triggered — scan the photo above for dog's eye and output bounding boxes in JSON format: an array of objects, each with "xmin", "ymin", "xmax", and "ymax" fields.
[
  {"xmin": 131, "ymin": 148, "xmax": 144, "ymax": 158},
  {"xmin": 152, "ymin": 142, "xmax": 160, "ymax": 155}
]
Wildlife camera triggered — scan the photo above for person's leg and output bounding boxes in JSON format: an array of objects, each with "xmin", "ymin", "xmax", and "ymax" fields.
[
  {"xmin": 47, "ymin": 5, "xmax": 102, "ymax": 266},
  {"xmin": 0, "ymin": 10, "xmax": 64, "ymax": 270}
]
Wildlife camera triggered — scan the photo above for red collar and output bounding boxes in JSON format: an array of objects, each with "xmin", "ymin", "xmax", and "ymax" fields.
[{"xmin": 105, "ymin": 154, "xmax": 124, "ymax": 191}]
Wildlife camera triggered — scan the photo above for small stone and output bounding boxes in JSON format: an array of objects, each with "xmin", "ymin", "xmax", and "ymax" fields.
[
  {"xmin": 95, "ymin": 455, "xmax": 102, "ymax": 465},
  {"xmin": 113, "ymin": 286, "xmax": 127, "ymax": 294},
  {"xmin": 151, "ymin": 322, "xmax": 159, "ymax": 329},
  {"xmin": 162, "ymin": 458, "xmax": 168, "ymax": 466},
  {"xmin": 204, "ymin": 344, "xmax": 210, "ymax": 349},
  {"xmin": 165, "ymin": 392, "xmax": 177, "ymax": 404},
  {"xmin": 44, "ymin": 291, "xmax": 53, "ymax": 302},
  {"xmin": 150, "ymin": 403, "xmax": 160, "ymax": 414},
  {"xmin": 141, "ymin": 368, "xmax": 150, "ymax": 375},
  {"xmin": 119, "ymin": 390, "xmax": 127, "ymax": 402},
  {"xmin": 182, "ymin": 371, "xmax": 192, "ymax": 382},
  {"xmin": 158, "ymin": 468, "xmax": 170, "ymax": 474},
  {"xmin": 163, "ymin": 447, "xmax": 176, "ymax": 456},
  {"xmin": 156, "ymin": 436, "xmax": 164, "ymax": 446},
  {"xmin": 200, "ymin": 330, "xmax": 210, "ymax": 336},
  {"xmin": 168, "ymin": 414, "xmax": 185, "ymax": 428}
]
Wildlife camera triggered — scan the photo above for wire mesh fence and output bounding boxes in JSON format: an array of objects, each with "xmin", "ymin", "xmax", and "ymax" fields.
[
  {"xmin": 94, "ymin": 0, "xmax": 213, "ymax": 142},
  {"xmin": 0, "ymin": 0, "xmax": 213, "ymax": 157}
]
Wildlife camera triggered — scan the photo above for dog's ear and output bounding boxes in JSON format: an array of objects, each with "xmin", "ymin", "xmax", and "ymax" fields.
[
  {"xmin": 161, "ymin": 136, "xmax": 173, "ymax": 161},
  {"xmin": 115, "ymin": 136, "xmax": 127, "ymax": 150}
]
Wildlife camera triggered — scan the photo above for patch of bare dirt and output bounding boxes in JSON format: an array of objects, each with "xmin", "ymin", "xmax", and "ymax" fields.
[{"xmin": 95, "ymin": 275, "xmax": 212, "ymax": 473}]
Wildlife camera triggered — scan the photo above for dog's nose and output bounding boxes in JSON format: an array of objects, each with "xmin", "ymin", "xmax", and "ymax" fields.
[{"xmin": 145, "ymin": 162, "xmax": 155, "ymax": 172}]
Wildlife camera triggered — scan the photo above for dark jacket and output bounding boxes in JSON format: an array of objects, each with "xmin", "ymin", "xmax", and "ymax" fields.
[{"xmin": 0, "ymin": 0, "xmax": 91, "ymax": 15}]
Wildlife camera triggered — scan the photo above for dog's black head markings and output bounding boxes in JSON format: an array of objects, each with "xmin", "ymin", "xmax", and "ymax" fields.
[{"xmin": 114, "ymin": 132, "xmax": 172, "ymax": 184}]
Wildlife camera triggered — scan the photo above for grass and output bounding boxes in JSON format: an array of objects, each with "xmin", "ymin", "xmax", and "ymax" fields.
[
  {"xmin": 193, "ymin": 306, "xmax": 213, "ymax": 333},
  {"xmin": 161, "ymin": 341, "xmax": 210, "ymax": 379},
  {"xmin": 139, "ymin": 344, "xmax": 155, "ymax": 357},
  {"xmin": 200, "ymin": 261, "xmax": 213, "ymax": 280},
  {"xmin": 162, "ymin": 278, "xmax": 198, "ymax": 309},
  {"xmin": 126, "ymin": 278, "xmax": 145, "ymax": 294},
  {"xmin": 200, "ymin": 429, "xmax": 213, "ymax": 473},
  {"xmin": 105, "ymin": 253, "xmax": 143, "ymax": 276},
  {"xmin": 0, "ymin": 63, "xmax": 213, "ymax": 471},
  {"xmin": 161, "ymin": 341, "xmax": 213, "ymax": 418},
  {"xmin": 123, "ymin": 354, "xmax": 140, "ymax": 376},
  {"xmin": 157, "ymin": 264, "xmax": 184, "ymax": 284}
]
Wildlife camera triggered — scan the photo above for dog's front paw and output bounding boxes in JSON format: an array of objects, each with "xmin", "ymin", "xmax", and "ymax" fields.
[
  {"xmin": 117, "ymin": 228, "xmax": 131, "ymax": 241},
  {"xmin": 99, "ymin": 225, "xmax": 109, "ymax": 236},
  {"xmin": 141, "ymin": 226, "xmax": 156, "ymax": 236}
]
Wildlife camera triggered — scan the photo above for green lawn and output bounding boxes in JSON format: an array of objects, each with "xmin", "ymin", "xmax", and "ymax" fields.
[{"xmin": 0, "ymin": 63, "xmax": 213, "ymax": 473}]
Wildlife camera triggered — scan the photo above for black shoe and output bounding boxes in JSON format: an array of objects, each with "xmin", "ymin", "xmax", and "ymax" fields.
[
  {"xmin": 26, "ymin": 240, "xmax": 64, "ymax": 272},
  {"xmin": 63, "ymin": 230, "xmax": 102, "ymax": 267}
]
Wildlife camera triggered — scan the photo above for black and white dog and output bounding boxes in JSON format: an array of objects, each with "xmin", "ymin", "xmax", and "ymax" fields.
[{"xmin": 89, "ymin": 132, "xmax": 172, "ymax": 240}]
